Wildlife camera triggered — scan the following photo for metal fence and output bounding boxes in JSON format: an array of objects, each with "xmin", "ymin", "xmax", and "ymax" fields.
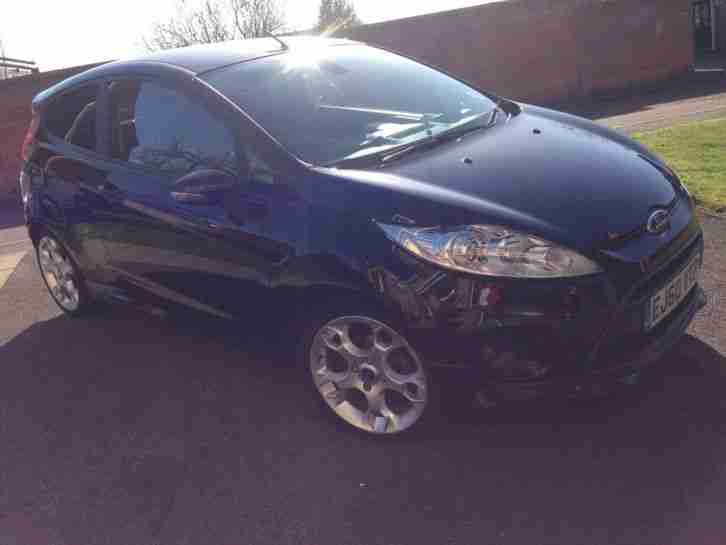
[{"xmin": 0, "ymin": 57, "xmax": 38, "ymax": 80}]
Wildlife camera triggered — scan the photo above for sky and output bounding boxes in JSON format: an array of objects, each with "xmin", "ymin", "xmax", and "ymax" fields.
[{"xmin": 0, "ymin": 0, "xmax": 498, "ymax": 71}]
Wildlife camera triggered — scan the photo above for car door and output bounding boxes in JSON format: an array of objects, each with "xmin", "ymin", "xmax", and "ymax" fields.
[
  {"xmin": 32, "ymin": 81, "xmax": 115, "ymax": 282},
  {"xmin": 93, "ymin": 76, "xmax": 301, "ymax": 319}
]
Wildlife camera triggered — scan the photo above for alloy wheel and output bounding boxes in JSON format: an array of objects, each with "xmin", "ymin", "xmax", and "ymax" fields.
[
  {"xmin": 37, "ymin": 236, "xmax": 81, "ymax": 312},
  {"xmin": 310, "ymin": 316, "xmax": 427, "ymax": 434}
]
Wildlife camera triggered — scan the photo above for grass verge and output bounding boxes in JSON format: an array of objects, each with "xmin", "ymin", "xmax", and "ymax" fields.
[{"xmin": 633, "ymin": 118, "xmax": 726, "ymax": 212}]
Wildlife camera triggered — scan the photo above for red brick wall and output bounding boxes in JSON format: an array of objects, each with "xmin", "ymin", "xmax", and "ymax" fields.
[
  {"xmin": 574, "ymin": 1, "xmax": 693, "ymax": 97},
  {"xmin": 342, "ymin": 0, "xmax": 694, "ymax": 103},
  {"xmin": 0, "ymin": 119, "xmax": 28, "ymax": 198}
]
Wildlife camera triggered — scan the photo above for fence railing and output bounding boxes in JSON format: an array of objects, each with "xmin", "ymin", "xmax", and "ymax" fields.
[{"xmin": 0, "ymin": 57, "xmax": 39, "ymax": 79}]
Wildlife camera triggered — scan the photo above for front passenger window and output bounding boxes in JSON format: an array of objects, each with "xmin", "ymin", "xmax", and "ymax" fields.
[{"xmin": 108, "ymin": 80, "xmax": 238, "ymax": 176}]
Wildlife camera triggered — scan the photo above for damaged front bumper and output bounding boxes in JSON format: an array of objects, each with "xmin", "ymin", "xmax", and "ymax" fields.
[
  {"xmin": 474, "ymin": 284, "xmax": 706, "ymax": 404},
  {"xmin": 371, "ymin": 229, "xmax": 706, "ymax": 405}
]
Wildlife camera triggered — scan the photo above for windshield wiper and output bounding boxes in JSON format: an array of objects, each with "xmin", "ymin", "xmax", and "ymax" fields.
[{"xmin": 380, "ymin": 111, "xmax": 497, "ymax": 164}]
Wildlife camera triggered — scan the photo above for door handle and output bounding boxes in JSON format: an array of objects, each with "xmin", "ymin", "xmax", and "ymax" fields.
[{"xmin": 93, "ymin": 181, "xmax": 124, "ymax": 203}]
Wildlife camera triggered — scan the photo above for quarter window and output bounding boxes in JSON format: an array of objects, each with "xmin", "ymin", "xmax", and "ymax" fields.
[
  {"xmin": 45, "ymin": 84, "xmax": 98, "ymax": 151},
  {"xmin": 108, "ymin": 80, "xmax": 238, "ymax": 175}
]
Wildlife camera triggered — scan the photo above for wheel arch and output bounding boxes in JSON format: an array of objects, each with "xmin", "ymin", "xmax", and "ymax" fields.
[
  {"xmin": 294, "ymin": 283, "xmax": 390, "ymax": 318},
  {"xmin": 27, "ymin": 220, "xmax": 48, "ymax": 246}
]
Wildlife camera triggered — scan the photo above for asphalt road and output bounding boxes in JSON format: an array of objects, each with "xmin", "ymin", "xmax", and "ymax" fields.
[{"xmin": 1, "ymin": 208, "xmax": 725, "ymax": 545}]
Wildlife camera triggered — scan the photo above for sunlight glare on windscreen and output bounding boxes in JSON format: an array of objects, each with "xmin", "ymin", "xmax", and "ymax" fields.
[{"xmin": 281, "ymin": 45, "xmax": 324, "ymax": 73}]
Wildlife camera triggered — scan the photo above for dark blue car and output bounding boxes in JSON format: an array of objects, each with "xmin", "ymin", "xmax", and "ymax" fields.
[{"xmin": 19, "ymin": 37, "xmax": 706, "ymax": 434}]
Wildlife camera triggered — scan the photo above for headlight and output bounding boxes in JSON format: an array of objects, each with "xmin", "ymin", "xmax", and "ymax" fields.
[{"xmin": 377, "ymin": 223, "xmax": 602, "ymax": 278}]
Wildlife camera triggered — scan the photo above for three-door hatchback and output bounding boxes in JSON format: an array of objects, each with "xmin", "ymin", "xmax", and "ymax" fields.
[{"xmin": 20, "ymin": 37, "xmax": 706, "ymax": 434}]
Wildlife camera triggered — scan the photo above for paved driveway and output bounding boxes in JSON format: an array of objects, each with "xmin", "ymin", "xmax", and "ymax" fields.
[
  {"xmin": 559, "ymin": 78, "xmax": 726, "ymax": 134},
  {"xmin": 0, "ymin": 209, "xmax": 725, "ymax": 545}
]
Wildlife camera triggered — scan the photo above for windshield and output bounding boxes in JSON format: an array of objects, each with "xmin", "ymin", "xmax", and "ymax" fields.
[{"xmin": 204, "ymin": 44, "xmax": 498, "ymax": 165}]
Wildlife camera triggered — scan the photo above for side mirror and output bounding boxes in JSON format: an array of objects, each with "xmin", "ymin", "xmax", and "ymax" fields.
[{"xmin": 171, "ymin": 169, "xmax": 238, "ymax": 205}]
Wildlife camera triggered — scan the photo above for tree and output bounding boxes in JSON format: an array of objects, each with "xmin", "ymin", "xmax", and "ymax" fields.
[
  {"xmin": 0, "ymin": 36, "xmax": 7, "ymax": 80},
  {"xmin": 229, "ymin": 0, "xmax": 285, "ymax": 40},
  {"xmin": 144, "ymin": 0, "xmax": 285, "ymax": 51},
  {"xmin": 315, "ymin": 0, "xmax": 361, "ymax": 36}
]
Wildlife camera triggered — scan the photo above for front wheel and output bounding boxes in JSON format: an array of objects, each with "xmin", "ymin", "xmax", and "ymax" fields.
[{"xmin": 305, "ymin": 310, "xmax": 430, "ymax": 435}]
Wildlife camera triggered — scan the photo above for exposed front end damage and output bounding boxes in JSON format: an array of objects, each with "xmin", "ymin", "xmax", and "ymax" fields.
[
  {"xmin": 369, "ymin": 236, "xmax": 706, "ymax": 404},
  {"xmin": 370, "ymin": 247, "xmax": 613, "ymax": 377}
]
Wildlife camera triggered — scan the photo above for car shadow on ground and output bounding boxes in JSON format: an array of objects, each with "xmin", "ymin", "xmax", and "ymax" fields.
[
  {"xmin": 0, "ymin": 202, "xmax": 24, "ymax": 230},
  {"xmin": 1, "ymin": 307, "xmax": 725, "ymax": 543}
]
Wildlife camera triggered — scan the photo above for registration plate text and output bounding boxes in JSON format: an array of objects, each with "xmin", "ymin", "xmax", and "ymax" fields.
[{"xmin": 646, "ymin": 253, "xmax": 701, "ymax": 330}]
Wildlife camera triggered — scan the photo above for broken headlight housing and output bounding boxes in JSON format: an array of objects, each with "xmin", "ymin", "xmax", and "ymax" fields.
[{"xmin": 377, "ymin": 223, "xmax": 602, "ymax": 278}]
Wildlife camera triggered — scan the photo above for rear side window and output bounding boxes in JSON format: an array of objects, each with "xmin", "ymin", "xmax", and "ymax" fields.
[
  {"xmin": 44, "ymin": 84, "xmax": 98, "ymax": 152},
  {"xmin": 107, "ymin": 80, "xmax": 238, "ymax": 176}
]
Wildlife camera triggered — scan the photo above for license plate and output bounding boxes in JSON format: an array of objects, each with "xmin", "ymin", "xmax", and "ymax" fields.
[{"xmin": 645, "ymin": 253, "xmax": 701, "ymax": 330}]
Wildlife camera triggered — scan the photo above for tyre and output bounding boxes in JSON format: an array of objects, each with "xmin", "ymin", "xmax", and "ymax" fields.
[
  {"xmin": 301, "ymin": 302, "xmax": 430, "ymax": 435},
  {"xmin": 35, "ymin": 233, "xmax": 94, "ymax": 316}
]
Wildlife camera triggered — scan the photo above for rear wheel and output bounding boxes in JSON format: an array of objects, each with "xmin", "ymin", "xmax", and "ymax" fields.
[
  {"xmin": 36, "ymin": 234, "xmax": 93, "ymax": 316},
  {"xmin": 305, "ymin": 309, "xmax": 429, "ymax": 435}
]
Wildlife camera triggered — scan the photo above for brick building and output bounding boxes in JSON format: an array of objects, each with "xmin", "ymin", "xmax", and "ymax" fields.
[{"xmin": 341, "ymin": 0, "xmax": 696, "ymax": 104}]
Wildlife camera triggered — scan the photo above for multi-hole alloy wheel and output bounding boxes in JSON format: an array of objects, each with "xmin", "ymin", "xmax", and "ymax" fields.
[
  {"xmin": 36, "ymin": 235, "xmax": 87, "ymax": 315},
  {"xmin": 309, "ymin": 315, "xmax": 428, "ymax": 435}
]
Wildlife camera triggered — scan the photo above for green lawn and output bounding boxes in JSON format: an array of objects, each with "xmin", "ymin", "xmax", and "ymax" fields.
[{"xmin": 633, "ymin": 118, "xmax": 726, "ymax": 212}]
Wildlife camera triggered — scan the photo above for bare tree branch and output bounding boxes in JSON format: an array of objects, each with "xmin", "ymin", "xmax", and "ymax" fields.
[
  {"xmin": 143, "ymin": 0, "xmax": 285, "ymax": 52},
  {"xmin": 315, "ymin": 0, "xmax": 361, "ymax": 36},
  {"xmin": 230, "ymin": 0, "xmax": 285, "ymax": 39},
  {"xmin": 0, "ymin": 36, "xmax": 7, "ymax": 80}
]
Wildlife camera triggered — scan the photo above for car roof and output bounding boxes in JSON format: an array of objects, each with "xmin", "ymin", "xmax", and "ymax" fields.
[
  {"xmin": 34, "ymin": 36, "xmax": 358, "ymax": 106},
  {"xmin": 133, "ymin": 36, "xmax": 356, "ymax": 75}
]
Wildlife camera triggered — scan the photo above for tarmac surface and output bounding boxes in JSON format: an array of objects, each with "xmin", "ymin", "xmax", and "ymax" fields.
[{"xmin": 0, "ymin": 203, "xmax": 725, "ymax": 545}]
